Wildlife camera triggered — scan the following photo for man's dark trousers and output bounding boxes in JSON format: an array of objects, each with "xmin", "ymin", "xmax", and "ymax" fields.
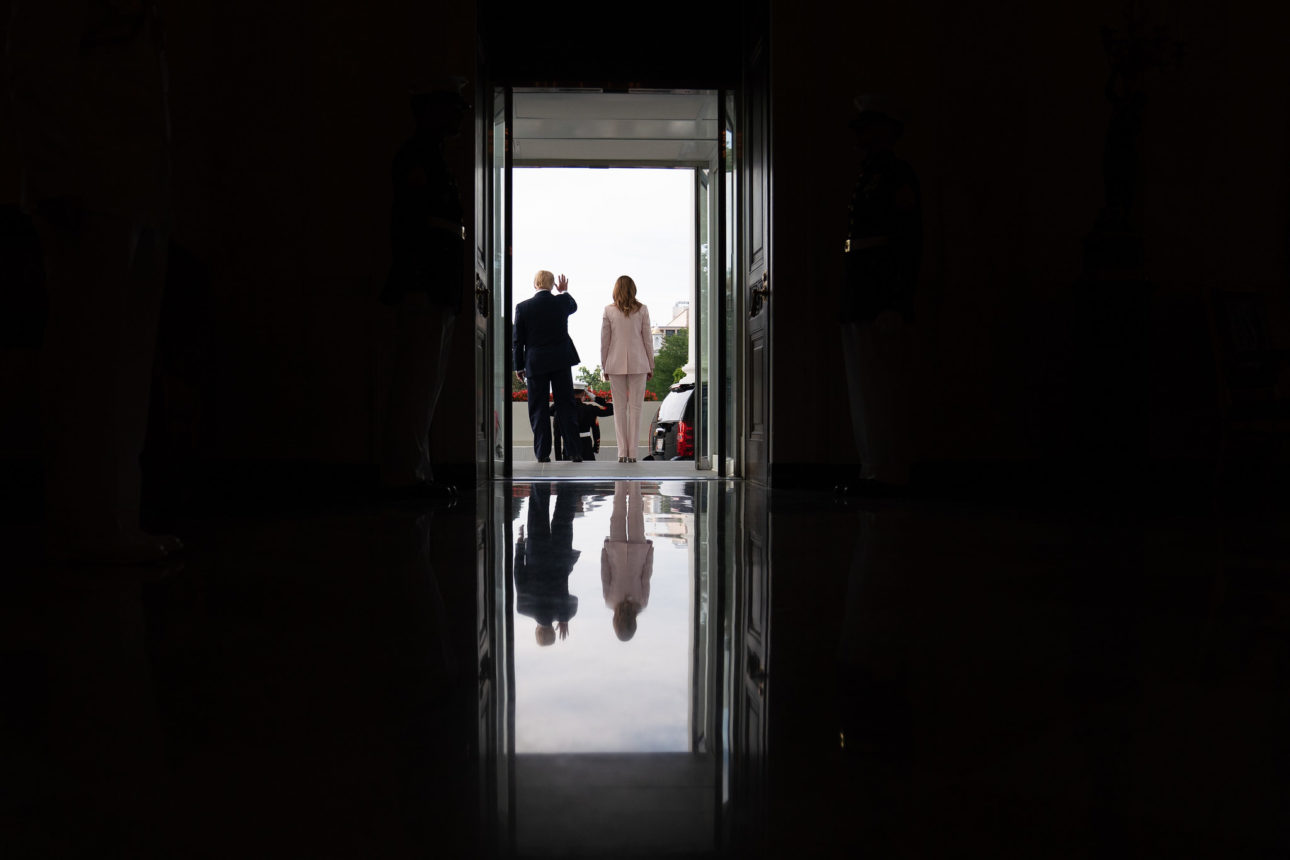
[{"xmin": 528, "ymin": 369, "xmax": 578, "ymax": 460}]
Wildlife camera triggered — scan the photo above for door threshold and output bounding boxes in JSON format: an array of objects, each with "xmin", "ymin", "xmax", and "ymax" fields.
[{"xmin": 508, "ymin": 461, "xmax": 722, "ymax": 481}]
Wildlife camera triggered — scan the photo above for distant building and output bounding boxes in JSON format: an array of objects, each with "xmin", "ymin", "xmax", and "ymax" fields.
[{"xmin": 651, "ymin": 301, "xmax": 689, "ymax": 354}]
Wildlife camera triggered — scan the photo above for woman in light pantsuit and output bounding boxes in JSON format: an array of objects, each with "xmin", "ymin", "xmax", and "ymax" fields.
[{"xmin": 600, "ymin": 276, "xmax": 654, "ymax": 462}]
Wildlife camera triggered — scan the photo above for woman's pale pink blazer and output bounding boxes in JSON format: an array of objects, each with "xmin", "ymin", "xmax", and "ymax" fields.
[
  {"xmin": 601, "ymin": 541, "xmax": 653, "ymax": 609},
  {"xmin": 600, "ymin": 304, "xmax": 655, "ymax": 375}
]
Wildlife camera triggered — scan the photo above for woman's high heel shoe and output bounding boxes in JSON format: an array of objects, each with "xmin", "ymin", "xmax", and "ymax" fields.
[
  {"xmin": 618, "ymin": 457, "xmax": 627, "ymax": 463},
  {"xmin": 627, "ymin": 458, "xmax": 636, "ymax": 463}
]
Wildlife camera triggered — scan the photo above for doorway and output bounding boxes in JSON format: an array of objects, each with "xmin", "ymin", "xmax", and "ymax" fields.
[{"xmin": 484, "ymin": 89, "xmax": 741, "ymax": 481}]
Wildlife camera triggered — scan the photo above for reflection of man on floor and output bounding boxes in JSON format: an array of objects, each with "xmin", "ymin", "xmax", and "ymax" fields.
[
  {"xmin": 515, "ymin": 483, "xmax": 580, "ymax": 645},
  {"xmin": 601, "ymin": 481, "xmax": 653, "ymax": 642}
]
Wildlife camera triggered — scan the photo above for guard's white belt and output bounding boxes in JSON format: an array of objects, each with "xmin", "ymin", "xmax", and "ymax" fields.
[{"xmin": 580, "ymin": 431, "xmax": 593, "ymax": 438}]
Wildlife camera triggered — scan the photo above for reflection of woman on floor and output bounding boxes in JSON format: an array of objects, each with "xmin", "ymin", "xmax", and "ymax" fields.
[{"xmin": 601, "ymin": 481, "xmax": 653, "ymax": 641}]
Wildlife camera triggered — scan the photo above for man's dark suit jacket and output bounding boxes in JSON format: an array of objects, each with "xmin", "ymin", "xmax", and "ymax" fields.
[
  {"xmin": 514, "ymin": 535, "xmax": 580, "ymax": 626},
  {"xmin": 513, "ymin": 289, "xmax": 580, "ymax": 374}
]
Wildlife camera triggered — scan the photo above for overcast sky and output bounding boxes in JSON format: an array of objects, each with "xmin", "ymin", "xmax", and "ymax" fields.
[{"xmin": 512, "ymin": 168, "xmax": 694, "ymax": 375}]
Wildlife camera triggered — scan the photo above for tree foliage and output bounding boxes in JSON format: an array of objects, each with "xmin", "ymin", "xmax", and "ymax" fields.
[
  {"xmin": 648, "ymin": 329, "xmax": 688, "ymax": 399},
  {"xmin": 576, "ymin": 365, "xmax": 608, "ymax": 392}
]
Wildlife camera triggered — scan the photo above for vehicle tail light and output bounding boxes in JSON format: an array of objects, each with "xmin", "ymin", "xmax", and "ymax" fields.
[{"xmin": 677, "ymin": 420, "xmax": 694, "ymax": 458}]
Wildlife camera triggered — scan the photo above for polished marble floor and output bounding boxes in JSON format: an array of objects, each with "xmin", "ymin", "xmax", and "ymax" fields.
[
  {"xmin": 2, "ymin": 481, "xmax": 1287, "ymax": 857},
  {"xmin": 509, "ymin": 457, "xmax": 720, "ymax": 481}
]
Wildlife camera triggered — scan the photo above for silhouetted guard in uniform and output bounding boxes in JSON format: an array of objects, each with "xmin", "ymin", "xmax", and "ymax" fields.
[
  {"xmin": 515, "ymin": 483, "xmax": 580, "ymax": 645},
  {"xmin": 555, "ymin": 384, "xmax": 613, "ymax": 461},
  {"xmin": 379, "ymin": 78, "xmax": 468, "ymax": 500},
  {"xmin": 9, "ymin": 0, "xmax": 181, "ymax": 562},
  {"xmin": 839, "ymin": 94, "xmax": 922, "ymax": 492}
]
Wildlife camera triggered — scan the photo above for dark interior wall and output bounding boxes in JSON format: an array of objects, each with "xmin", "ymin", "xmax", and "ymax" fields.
[
  {"xmin": 0, "ymin": 3, "xmax": 35, "ymax": 462},
  {"xmin": 771, "ymin": 0, "xmax": 1290, "ymax": 471},
  {"xmin": 161, "ymin": 1, "xmax": 478, "ymax": 466},
  {"xmin": 773, "ymin": 0, "xmax": 1107, "ymax": 467},
  {"xmin": 1, "ymin": 0, "xmax": 479, "ymax": 471}
]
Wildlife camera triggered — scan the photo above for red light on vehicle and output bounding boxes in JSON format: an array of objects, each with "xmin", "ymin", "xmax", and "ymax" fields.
[{"xmin": 677, "ymin": 420, "xmax": 694, "ymax": 458}]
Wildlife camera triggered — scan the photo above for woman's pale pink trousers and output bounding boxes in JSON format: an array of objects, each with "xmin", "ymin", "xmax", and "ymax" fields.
[{"xmin": 608, "ymin": 373, "xmax": 648, "ymax": 460}]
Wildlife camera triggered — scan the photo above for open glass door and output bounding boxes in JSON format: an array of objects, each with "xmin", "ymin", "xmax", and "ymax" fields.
[
  {"xmin": 694, "ymin": 168, "xmax": 710, "ymax": 471},
  {"xmin": 478, "ymin": 76, "xmax": 515, "ymax": 858},
  {"xmin": 686, "ymin": 91, "xmax": 739, "ymax": 478},
  {"xmin": 726, "ymin": 2, "xmax": 773, "ymax": 848},
  {"xmin": 719, "ymin": 90, "xmax": 740, "ymax": 477},
  {"xmin": 490, "ymin": 87, "xmax": 512, "ymax": 479},
  {"xmin": 695, "ymin": 161, "xmax": 718, "ymax": 473}
]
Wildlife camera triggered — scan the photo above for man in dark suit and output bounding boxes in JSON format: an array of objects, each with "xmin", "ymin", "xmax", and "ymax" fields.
[
  {"xmin": 515, "ymin": 483, "xmax": 580, "ymax": 645},
  {"xmin": 514, "ymin": 269, "xmax": 582, "ymax": 462}
]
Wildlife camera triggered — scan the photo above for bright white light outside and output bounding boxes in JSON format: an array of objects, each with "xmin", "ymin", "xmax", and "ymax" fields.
[{"xmin": 512, "ymin": 168, "xmax": 694, "ymax": 379}]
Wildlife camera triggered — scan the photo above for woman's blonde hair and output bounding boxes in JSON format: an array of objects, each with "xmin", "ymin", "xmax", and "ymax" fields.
[{"xmin": 613, "ymin": 275, "xmax": 642, "ymax": 315}]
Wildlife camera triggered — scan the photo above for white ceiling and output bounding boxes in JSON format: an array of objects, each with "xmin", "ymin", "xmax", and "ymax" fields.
[{"xmin": 512, "ymin": 90, "xmax": 720, "ymax": 166}]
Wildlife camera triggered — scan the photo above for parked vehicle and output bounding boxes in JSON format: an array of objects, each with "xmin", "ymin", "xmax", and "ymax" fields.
[{"xmin": 649, "ymin": 379, "xmax": 696, "ymax": 461}]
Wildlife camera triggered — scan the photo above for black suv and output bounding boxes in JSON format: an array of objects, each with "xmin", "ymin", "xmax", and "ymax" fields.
[{"xmin": 648, "ymin": 382, "xmax": 696, "ymax": 460}]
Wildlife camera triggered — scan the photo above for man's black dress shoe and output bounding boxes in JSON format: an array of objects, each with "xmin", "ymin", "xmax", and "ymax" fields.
[
  {"xmin": 571, "ymin": 454, "xmax": 583, "ymax": 462},
  {"xmin": 538, "ymin": 457, "xmax": 551, "ymax": 463}
]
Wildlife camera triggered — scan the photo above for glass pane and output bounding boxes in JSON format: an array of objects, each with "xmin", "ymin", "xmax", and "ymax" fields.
[
  {"xmin": 491, "ymin": 88, "xmax": 509, "ymax": 473},
  {"xmin": 697, "ymin": 168, "xmax": 712, "ymax": 467},
  {"xmin": 722, "ymin": 91, "xmax": 738, "ymax": 476}
]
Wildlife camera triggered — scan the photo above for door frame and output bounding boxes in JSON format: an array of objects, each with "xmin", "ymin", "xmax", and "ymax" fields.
[
  {"xmin": 481, "ymin": 85, "xmax": 747, "ymax": 479},
  {"xmin": 739, "ymin": 5, "xmax": 771, "ymax": 487},
  {"xmin": 478, "ymin": 82, "xmax": 514, "ymax": 483}
]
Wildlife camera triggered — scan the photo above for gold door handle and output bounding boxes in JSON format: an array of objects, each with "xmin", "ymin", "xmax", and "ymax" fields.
[{"xmin": 750, "ymin": 271, "xmax": 769, "ymax": 318}]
